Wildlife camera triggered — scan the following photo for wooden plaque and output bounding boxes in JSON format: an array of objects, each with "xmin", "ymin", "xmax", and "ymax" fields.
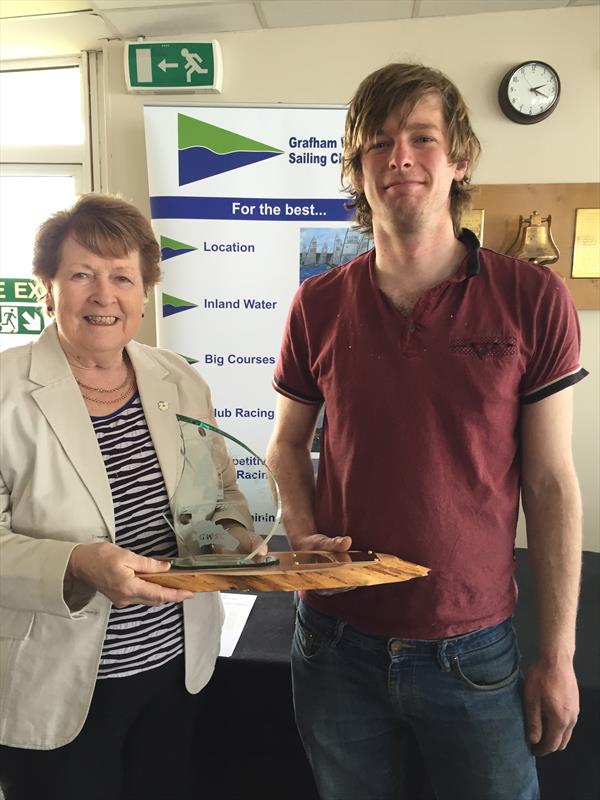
[{"xmin": 138, "ymin": 550, "xmax": 430, "ymax": 593}]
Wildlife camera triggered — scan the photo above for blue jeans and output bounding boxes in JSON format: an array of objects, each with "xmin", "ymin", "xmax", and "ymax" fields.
[{"xmin": 292, "ymin": 601, "xmax": 539, "ymax": 800}]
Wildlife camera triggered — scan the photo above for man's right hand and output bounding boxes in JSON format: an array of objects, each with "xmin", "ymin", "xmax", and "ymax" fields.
[
  {"xmin": 288, "ymin": 533, "xmax": 353, "ymax": 552},
  {"xmin": 287, "ymin": 533, "xmax": 355, "ymax": 595},
  {"xmin": 68, "ymin": 542, "xmax": 194, "ymax": 608}
]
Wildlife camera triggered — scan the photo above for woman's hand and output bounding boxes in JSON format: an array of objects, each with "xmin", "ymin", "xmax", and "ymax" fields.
[{"xmin": 68, "ymin": 542, "xmax": 194, "ymax": 607}]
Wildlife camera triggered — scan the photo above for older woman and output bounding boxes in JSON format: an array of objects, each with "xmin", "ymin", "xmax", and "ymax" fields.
[{"xmin": 0, "ymin": 194, "xmax": 253, "ymax": 800}]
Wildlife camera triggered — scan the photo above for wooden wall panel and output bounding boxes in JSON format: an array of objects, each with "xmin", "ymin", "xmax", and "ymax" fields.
[{"xmin": 468, "ymin": 183, "xmax": 600, "ymax": 309}]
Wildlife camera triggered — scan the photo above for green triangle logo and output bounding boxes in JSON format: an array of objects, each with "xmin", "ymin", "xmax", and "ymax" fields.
[
  {"xmin": 160, "ymin": 236, "xmax": 197, "ymax": 262},
  {"xmin": 178, "ymin": 114, "xmax": 283, "ymax": 185},
  {"xmin": 178, "ymin": 353, "xmax": 199, "ymax": 365},
  {"xmin": 178, "ymin": 115, "xmax": 282, "ymax": 154},
  {"xmin": 162, "ymin": 293, "xmax": 198, "ymax": 318}
]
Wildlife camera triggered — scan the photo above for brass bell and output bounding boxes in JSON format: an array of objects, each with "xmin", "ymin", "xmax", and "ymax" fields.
[{"xmin": 506, "ymin": 210, "xmax": 560, "ymax": 266}]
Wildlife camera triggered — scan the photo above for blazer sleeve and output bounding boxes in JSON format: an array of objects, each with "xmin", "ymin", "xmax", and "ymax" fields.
[
  {"xmin": 0, "ymin": 338, "xmax": 102, "ymax": 619},
  {"xmin": 0, "ymin": 469, "xmax": 95, "ymax": 618}
]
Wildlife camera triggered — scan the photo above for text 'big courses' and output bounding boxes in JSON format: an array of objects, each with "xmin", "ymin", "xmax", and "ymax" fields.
[{"xmin": 205, "ymin": 354, "xmax": 275, "ymax": 366}]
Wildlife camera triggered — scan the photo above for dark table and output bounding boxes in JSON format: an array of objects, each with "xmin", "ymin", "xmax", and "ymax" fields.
[{"xmin": 197, "ymin": 548, "xmax": 599, "ymax": 800}]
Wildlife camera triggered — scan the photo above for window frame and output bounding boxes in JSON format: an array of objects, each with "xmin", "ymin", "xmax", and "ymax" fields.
[
  {"xmin": 0, "ymin": 56, "xmax": 93, "ymax": 348},
  {"xmin": 0, "ymin": 55, "xmax": 91, "ymax": 191}
]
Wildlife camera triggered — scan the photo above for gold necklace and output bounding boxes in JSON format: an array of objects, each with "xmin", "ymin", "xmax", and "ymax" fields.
[
  {"xmin": 78, "ymin": 381, "xmax": 134, "ymax": 405},
  {"xmin": 75, "ymin": 365, "xmax": 131, "ymax": 393}
]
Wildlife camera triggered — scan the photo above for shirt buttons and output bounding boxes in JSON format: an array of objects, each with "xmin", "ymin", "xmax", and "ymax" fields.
[{"xmin": 408, "ymin": 323, "xmax": 416, "ymax": 333}]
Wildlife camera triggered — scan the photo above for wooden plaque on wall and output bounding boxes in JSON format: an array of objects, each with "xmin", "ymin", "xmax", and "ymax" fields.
[{"xmin": 468, "ymin": 183, "xmax": 600, "ymax": 309}]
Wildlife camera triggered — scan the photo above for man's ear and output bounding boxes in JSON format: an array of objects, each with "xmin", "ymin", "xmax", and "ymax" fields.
[{"xmin": 454, "ymin": 158, "xmax": 468, "ymax": 182}]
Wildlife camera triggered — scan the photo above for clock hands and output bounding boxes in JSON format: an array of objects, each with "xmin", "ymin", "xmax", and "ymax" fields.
[
  {"xmin": 528, "ymin": 82, "xmax": 550, "ymax": 98},
  {"xmin": 500, "ymin": 62, "xmax": 559, "ymax": 122}
]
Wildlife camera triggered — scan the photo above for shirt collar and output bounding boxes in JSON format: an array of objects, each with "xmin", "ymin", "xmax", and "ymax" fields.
[{"xmin": 459, "ymin": 227, "xmax": 481, "ymax": 278}]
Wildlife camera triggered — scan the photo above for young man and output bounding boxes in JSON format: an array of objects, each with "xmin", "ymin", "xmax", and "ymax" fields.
[{"xmin": 267, "ymin": 64, "xmax": 586, "ymax": 800}]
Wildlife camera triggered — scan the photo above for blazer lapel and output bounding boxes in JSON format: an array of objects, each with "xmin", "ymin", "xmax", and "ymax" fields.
[
  {"xmin": 127, "ymin": 342, "xmax": 181, "ymax": 501},
  {"xmin": 29, "ymin": 326, "xmax": 115, "ymax": 536}
]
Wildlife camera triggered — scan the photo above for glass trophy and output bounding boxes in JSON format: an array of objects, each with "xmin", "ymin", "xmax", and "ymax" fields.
[
  {"xmin": 141, "ymin": 413, "xmax": 429, "ymax": 590},
  {"xmin": 166, "ymin": 414, "xmax": 281, "ymax": 570}
]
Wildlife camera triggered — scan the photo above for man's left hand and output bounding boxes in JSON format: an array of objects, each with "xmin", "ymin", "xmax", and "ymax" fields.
[
  {"xmin": 523, "ymin": 659, "xmax": 579, "ymax": 756},
  {"xmin": 217, "ymin": 521, "xmax": 268, "ymax": 556}
]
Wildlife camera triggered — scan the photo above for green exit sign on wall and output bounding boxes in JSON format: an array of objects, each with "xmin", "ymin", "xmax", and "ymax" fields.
[{"xmin": 125, "ymin": 41, "xmax": 222, "ymax": 93}]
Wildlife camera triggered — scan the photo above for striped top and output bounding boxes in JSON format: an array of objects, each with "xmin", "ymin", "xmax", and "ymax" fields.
[{"xmin": 93, "ymin": 394, "xmax": 184, "ymax": 679}]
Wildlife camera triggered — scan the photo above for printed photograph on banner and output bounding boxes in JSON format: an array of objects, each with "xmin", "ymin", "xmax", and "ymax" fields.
[{"xmin": 300, "ymin": 227, "xmax": 374, "ymax": 283}]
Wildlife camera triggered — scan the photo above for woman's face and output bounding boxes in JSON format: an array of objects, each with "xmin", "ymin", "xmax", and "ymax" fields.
[{"xmin": 46, "ymin": 236, "xmax": 146, "ymax": 361}]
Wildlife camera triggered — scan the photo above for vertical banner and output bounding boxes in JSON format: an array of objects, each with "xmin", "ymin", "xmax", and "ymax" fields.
[{"xmin": 144, "ymin": 105, "xmax": 355, "ymax": 528}]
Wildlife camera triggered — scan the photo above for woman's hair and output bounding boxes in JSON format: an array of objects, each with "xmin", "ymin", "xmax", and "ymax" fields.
[
  {"xmin": 32, "ymin": 193, "xmax": 161, "ymax": 290},
  {"xmin": 342, "ymin": 63, "xmax": 481, "ymax": 236}
]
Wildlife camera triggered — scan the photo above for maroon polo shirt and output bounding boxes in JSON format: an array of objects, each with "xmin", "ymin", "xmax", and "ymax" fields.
[{"xmin": 273, "ymin": 230, "xmax": 586, "ymax": 638}]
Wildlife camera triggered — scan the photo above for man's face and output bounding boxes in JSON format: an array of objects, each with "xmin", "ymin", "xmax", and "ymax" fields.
[{"xmin": 357, "ymin": 93, "xmax": 467, "ymax": 234}]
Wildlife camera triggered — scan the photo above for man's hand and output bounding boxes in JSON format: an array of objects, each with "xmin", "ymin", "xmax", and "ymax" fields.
[
  {"xmin": 68, "ymin": 542, "xmax": 194, "ymax": 607},
  {"xmin": 523, "ymin": 658, "xmax": 579, "ymax": 756},
  {"xmin": 288, "ymin": 532, "xmax": 354, "ymax": 595},
  {"xmin": 216, "ymin": 521, "xmax": 268, "ymax": 556},
  {"xmin": 288, "ymin": 532, "xmax": 352, "ymax": 553}
]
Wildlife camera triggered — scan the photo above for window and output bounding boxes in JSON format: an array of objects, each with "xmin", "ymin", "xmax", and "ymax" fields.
[
  {"xmin": 0, "ymin": 59, "xmax": 89, "ymax": 349},
  {"xmin": 0, "ymin": 66, "xmax": 84, "ymax": 146}
]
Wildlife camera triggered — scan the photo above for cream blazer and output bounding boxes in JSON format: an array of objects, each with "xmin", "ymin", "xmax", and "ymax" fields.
[{"xmin": 0, "ymin": 325, "xmax": 252, "ymax": 749}]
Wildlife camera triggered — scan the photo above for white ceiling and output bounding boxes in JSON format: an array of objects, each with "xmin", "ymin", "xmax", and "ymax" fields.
[{"xmin": 0, "ymin": 0, "xmax": 597, "ymax": 61}]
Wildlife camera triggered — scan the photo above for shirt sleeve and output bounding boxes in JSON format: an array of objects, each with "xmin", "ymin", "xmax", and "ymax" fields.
[
  {"xmin": 521, "ymin": 269, "xmax": 588, "ymax": 404},
  {"xmin": 273, "ymin": 284, "xmax": 324, "ymax": 406}
]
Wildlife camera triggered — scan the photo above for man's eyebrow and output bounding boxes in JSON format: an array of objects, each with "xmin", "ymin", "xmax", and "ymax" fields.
[
  {"xmin": 368, "ymin": 121, "xmax": 441, "ymax": 138},
  {"xmin": 405, "ymin": 122, "xmax": 441, "ymax": 131}
]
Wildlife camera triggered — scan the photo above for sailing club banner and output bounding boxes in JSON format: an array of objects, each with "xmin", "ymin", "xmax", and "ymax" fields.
[{"xmin": 143, "ymin": 105, "xmax": 374, "ymax": 530}]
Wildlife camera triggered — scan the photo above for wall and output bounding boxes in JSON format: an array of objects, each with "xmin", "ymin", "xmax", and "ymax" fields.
[{"xmin": 101, "ymin": 4, "xmax": 600, "ymax": 550}]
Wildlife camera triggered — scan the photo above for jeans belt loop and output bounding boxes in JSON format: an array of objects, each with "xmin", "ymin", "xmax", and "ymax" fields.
[
  {"xmin": 436, "ymin": 640, "xmax": 451, "ymax": 672},
  {"xmin": 331, "ymin": 618, "xmax": 346, "ymax": 647}
]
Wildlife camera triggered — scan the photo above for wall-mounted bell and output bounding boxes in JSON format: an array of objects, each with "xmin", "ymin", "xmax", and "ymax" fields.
[{"xmin": 506, "ymin": 210, "xmax": 560, "ymax": 266}]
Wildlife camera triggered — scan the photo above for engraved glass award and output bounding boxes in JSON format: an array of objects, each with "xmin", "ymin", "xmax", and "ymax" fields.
[
  {"xmin": 142, "ymin": 413, "xmax": 429, "ymax": 591},
  {"xmin": 166, "ymin": 414, "xmax": 281, "ymax": 570}
]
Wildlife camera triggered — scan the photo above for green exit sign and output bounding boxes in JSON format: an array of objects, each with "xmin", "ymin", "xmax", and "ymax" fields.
[
  {"xmin": 0, "ymin": 278, "xmax": 41, "ymax": 303},
  {"xmin": 125, "ymin": 41, "xmax": 222, "ymax": 93}
]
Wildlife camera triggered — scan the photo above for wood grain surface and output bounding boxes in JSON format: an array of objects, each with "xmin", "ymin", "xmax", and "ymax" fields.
[
  {"xmin": 469, "ymin": 182, "xmax": 600, "ymax": 309},
  {"xmin": 138, "ymin": 551, "xmax": 430, "ymax": 593}
]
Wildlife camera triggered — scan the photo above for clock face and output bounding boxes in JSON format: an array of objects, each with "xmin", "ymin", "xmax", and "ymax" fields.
[{"xmin": 499, "ymin": 61, "xmax": 561, "ymax": 124}]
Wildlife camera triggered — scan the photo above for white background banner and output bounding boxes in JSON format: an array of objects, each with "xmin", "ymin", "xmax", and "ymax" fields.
[{"xmin": 144, "ymin": 104, "xmax": 355, "ymax": 527}]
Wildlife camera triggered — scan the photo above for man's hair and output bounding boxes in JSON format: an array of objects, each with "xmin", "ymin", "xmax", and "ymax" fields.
[
  {"xmin": 342, "ymin": 63, "xmax": 481, "ymax": 236},
  {"xmin": 33, "ymin": 193, "xmax": 161, "ymax": 290}
]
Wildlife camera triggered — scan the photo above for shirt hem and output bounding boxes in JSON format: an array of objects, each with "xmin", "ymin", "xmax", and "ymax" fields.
[{"xmin": 303, "ymin": 593, "xmax": 517, "ymax": 641}]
